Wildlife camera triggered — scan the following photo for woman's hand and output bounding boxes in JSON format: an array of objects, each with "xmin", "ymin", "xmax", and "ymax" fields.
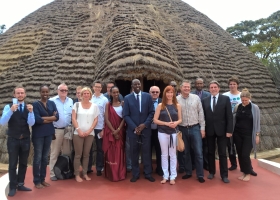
[{"xmin": 77, "ymin": 129, "xmax": 85, "ymax": 137}]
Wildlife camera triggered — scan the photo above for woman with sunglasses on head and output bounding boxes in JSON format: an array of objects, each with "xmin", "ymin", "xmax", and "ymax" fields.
[
  {"xmin": 72, "ymin": 87, "xmax": 99, "ymax": 182},
  {"xmin": 233, "ymin": 88, "xmax": 260, "ymax": 182},
  {"xmin": 32, "ymin": 85, "xmax": 59, "ymax": 189},
  {"xmin": 153, "ymin": 86, "xmax": 182, "ymax": 185},
  {"xmin": 103, "ymin": 86, "xmax": 126, "ymax": 181}
]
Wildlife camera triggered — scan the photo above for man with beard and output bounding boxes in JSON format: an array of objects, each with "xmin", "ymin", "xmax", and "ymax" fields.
[
  {"xmin": 0, "ymin": 86, "xmax": 35, "ymax": 196},
  {"xmin": 123, "ymin": 79, "xmax": 155, "ymax": 182}
]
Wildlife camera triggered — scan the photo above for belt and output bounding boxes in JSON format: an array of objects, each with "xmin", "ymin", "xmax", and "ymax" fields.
[
  {"xmin": 55, "ymin": 127, "xmax": 66, "ymax": 129},
  {"xmin": 179, "ymin": 123, "xmax": 199, "ymax": 128}
]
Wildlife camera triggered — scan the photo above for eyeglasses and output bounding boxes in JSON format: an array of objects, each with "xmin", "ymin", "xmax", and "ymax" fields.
[
  {"xmin": 59, "ymin": 90, "xmax": 68, "ymax": 92},
  {"xmin": 151, "ymin": 91, "xmax": 159, "ymax": 94},
  {"xmin": 94, "ymin": 86, "xmax": 102, "ymax": 88}
]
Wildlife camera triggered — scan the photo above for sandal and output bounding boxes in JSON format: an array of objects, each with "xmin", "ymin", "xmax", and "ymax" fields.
[
  {"xmin": 35, "ymin": 183, "xmax": 44, "ymax": 189},
  {"xmin": 41, "ymin": 181, "xmax": 51, "ymax": 187}
]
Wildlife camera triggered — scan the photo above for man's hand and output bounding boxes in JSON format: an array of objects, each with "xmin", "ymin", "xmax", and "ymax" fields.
[
  {"xmin": 26, "ymin": 104, "xmax": 33, "ymax": 113},
  {"xmin": 10, "ymin": 104, "xmax": 18, "ymax": 112},
  {"xmin": 226, "ymin": 133, "xmax": 232, "ymax": 138},
  {"xmin": 136, "ymin": 124, "xmax": 146, "ymax": 133},
  {"xmin": 201, "ymin": 130, "xmax": 205, "ymax": 138}
]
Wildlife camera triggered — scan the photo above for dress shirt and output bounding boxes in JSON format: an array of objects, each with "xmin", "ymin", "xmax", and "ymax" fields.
[
  {"xmin": 153, "ymin": 98, "xmax": 158, "ymax": 110},
  {"xmin": 210, "ymin": 93, "xmax": 219, "ymax": 111},
  {"xmin": 49, "ymin": 95, "xmax": 73, "ymax": 128},
  {"xmin": 177, "ymin": 94, "xmax": 205, "ymax": 130},
  {"xmin": 0, "ymin": 103, "xmax": 35, "ymax": 126},
  {"xmin": 133, "ymin": 91, "xmax": 142, "ymax": 112},
  {"xmin": 91, "ymin": 93, "xmax": 108, "ymax": 129}
]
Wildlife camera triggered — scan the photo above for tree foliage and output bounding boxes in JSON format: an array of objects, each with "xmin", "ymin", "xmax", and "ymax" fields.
[
  {"xmin": 0, "ymin": 24, "xmax": 5, "ymax": 34},
  {"xmin": 227, "ymin": 11, "xmax": 280, "ymax": 90}
]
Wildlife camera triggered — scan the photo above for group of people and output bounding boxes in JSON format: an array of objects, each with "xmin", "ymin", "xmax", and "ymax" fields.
[{"xmin": 0, "ymin": 76, "xmax": 260, "ymax": 197}]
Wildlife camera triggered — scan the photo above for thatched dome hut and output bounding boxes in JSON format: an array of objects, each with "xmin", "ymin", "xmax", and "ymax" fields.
[{"xmin": 0, "ymin": 0, "xmax": 280, "ymax": 162}]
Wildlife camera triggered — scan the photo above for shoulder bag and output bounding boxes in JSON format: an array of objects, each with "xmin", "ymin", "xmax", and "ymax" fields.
[
  {"xmin": 64, "ymin": 102, "xmax": 79, "ymax": 140},
  {"xmin": 165, "ymin": 107, "xmax": 185, "ymax": 152}
]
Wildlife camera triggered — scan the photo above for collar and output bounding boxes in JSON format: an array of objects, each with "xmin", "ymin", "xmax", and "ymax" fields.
[
  {"xmin": 211, "ymin": 93, "xmax": 220, "ymax": 98},
  {"xmin": 92, "ymin": 93, "xmax": 104, "ymax": 98},
  {"xmin": 133, "ymin": 91, "xmax": 142, "ymax": 96}
]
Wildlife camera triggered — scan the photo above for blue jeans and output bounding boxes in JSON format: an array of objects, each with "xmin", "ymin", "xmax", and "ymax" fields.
[
  {"xmin": 7, "ymin": 137, "xmax": 30, "ymax": 189},
  {"xmin": 32, "ymin": 135, "xmax": 52, "ymax": 185},
  {"xmin": 179, "ymin": 125, "xmax": 204, "ymax": 178}
]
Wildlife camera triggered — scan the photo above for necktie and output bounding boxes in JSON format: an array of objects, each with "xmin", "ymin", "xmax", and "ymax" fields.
[
  {"xmin": 136, "ymin": 94, "xmax": 140, "ymax": 112},
  {"xmin": 19, "ymin": 104, "xmax": 23, "ymax": 113},
  {"xmin": 213, "ymin": 96, "xmax": 216, "ymax": 112}
]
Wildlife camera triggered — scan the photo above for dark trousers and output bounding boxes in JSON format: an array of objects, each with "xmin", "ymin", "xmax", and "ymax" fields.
[
  {"xmin": 32, "ymin": 135, "xmax": 52, "ymax": 185},
  {"xmin": 207, "ymin": 134, "xmax": 228, "ymax": 178},
  {"xmin": 7, "ymin": 136, "xmax": 30, "ymax": 189},
  {"xmin": 233, "ymin": 132, "xmax": 253, "ymax": 174},
  {"xmin": 151, "ymin": 129, "xmax": 162, "ymax": 173},
  {"xmin": 129, "ymin": 133, "xmax": 152, "ymax": 178},
  {"xmin": 227, "ymin": 137, "xmax": 237, "ymax": 167},
  {"xmin": 202, "ymin": 138, "xmax": 209, "ymax": 169},
  {"xmin": 91, "ymin": 129, "xmax": 103, "ymax": 172},
  {"xmin": 177, "ymin": 150, "xmax": 185, "ymax": 170}
]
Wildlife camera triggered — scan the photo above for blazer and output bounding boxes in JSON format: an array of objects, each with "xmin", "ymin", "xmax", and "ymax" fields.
[
  {"xmin": 202, "ymin": 94, "xmax": 233, "ymax": 136},
  {"xmin": 123, "ymin": 91, "xmax": 155, "ymax": 138},
  {"xmin": 191, "ymin": 90, "xmax": 210, "ymax": 101}
]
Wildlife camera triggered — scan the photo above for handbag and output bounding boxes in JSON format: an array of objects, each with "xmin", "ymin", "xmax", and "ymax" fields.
[
  {"xmin": 64, "ymin": 102, "xmax": 79, "ymax": 140},
  {"xmin": 165, "ymin": 107, "xmax": 185, "ymax": 152}
]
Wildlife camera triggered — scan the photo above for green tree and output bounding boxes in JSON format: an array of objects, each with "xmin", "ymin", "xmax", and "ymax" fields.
[
  {"xmin": 0, "ymin": 24, "xmax": 5, "ymax": 34},
  {"xmin": 226, "ymin": 11, "xmax": 280, "ymax": 90}
]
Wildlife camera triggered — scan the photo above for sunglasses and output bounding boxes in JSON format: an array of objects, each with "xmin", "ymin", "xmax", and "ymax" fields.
[
  {"xmin": 59, "ymin": 90, "xmax": 68, "ymax": 92},
  {"xmin": 151, "ymin": 91, "xmax": 159, "ymax": 94},
  {"xmin": 171, "ymin": 85, "xmax": 177, "ymax": 87}
]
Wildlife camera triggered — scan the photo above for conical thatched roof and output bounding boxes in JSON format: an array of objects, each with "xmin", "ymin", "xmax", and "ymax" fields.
[{"xmin": 0, "ymin": 0, "xmax": 280, "ymax": 152}]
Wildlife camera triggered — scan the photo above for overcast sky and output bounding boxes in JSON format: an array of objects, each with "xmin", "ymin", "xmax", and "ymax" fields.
[{"xmin": 0, "ymin": 0, "xmax": 279, "ymax": 30}]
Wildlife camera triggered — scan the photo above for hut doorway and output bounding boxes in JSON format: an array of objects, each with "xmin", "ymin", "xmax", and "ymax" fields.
[{"xmin": 115, "ymin": 78, "xmax": 167, "ymax": 98}]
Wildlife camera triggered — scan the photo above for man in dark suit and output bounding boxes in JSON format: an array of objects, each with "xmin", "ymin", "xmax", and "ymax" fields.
[
  {"xmin": 191, "ymin": 78, "xmax": 210, "ymax": 171},
  {"xmin": 202, "ymin": 80, "xmax": 233, "ymax": 183},
  {"xmin": 123, "ymin": 79, "xmax": 155, "ymax": 182},
  {"xmin": 149, "ymin": 86, "xmax": 163, "ymax": 176}
]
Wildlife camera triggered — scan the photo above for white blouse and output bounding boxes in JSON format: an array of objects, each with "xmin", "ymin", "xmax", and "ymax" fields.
[
  {"xmin": 113, "ymin": 106, "xmax": 123, "ymax": 118},
  {"xmin": 73, "ymin": 102, "xmax": 100, "ymax": 136}
]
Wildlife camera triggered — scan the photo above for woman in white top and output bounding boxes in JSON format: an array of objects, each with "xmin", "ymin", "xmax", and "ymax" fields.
[{"xmin": 72, "ymin": 87, "xmax": 99, "ymax": 182}]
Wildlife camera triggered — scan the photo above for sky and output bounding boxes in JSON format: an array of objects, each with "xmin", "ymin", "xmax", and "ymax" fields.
[{"xmin": 0, "ymin": 0, "xmax": 279, "ymax": 31}]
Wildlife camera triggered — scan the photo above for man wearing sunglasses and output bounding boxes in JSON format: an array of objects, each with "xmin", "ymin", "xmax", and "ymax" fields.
[
  {"xmin": 49, "ymin": 83, "xmax": 73, "ymax": 181},
  {"xmin": 149, "ymin": 86, "xmax": 163, "ymax": 176}
]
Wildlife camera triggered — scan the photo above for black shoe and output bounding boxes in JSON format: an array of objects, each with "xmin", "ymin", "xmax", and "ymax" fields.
[
  {"xmin": 87, "ymin": 170, "xmax": 94, "ymax": 174},
  {"xmin": 145, "ymin": 176, "xmax": 155, "ymax": 182},
  {"xmin": 178, "ymin": 168, "xmax": 185, "ymax": 173},
  {"xmin": 182, "ymin": 174, "xmax": 192, "ymax": 179},
  {"xmin": 198, "ymin": 177, "xmax": 205, "ymax": 183},
  {"xmin": 8, "ymin": 189, "xmax": 16, "ymax": 197},
  {"xmin": 97, "ymin": 171, "xmax": 102, "ymax": 176},
  {"xmin": 130, "ymin": 176, "xmax": 139, "ymax": 182},
  {"xmin": 222, "ymin": 177, "xmax": 230, "ymax": 183},
  {"xmin": 207, "ymin": 174, "xmax": 214, "ymax": 179},
  {"xmin": 251, "ymin": 170, "xmax": 257, "ymax": 176},
  {"xmin": 228, "ymin": 166, "xmax": 237, "ymax": 171},
  {"xmin": 18, "ymin": 185, "xmax": 32, "ymax": 191}
]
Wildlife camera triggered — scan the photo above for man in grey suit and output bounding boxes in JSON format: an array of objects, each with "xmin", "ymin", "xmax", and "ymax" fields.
[
  {"xmin": 123, "ymin": 79, "xmax": 155, "ymax": 182},
  {"xmin": 191, "ymin": 78, "xmax": 210, "ymax": 170}
]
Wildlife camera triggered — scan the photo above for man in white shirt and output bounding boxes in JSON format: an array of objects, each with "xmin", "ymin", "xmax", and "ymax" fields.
[{"xmin": 91, "ymin": 80, "xmax": 108, "ymax": 176}]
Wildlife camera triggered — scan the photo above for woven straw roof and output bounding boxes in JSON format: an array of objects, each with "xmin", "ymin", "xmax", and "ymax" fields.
[{"xmin": 0, "ymin": 0, "xmax": 280, "ymax": 151}]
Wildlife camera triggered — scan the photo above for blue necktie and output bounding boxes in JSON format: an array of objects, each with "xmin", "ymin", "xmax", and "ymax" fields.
[
  {"xmin": 136, "ymin": 94, "xmax": 140, "ymax": 112},
  {"xmin": 19, "ymin": 104, "xmax": 23, "ymax": 113}
]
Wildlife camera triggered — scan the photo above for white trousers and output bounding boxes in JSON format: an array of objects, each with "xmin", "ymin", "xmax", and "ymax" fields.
[{"xmin": 158, "ymin": 132, "xmax": 177, "ymax": 180}]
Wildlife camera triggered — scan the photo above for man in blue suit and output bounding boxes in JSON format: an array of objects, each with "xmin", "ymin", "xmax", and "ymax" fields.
[
  {"xmin": 123, "ymin": 79, "xmax": 155, "ymax": 182},
  {"xmin": 191, "ymin": 78, "xmax": 210, "ymax": 170}
]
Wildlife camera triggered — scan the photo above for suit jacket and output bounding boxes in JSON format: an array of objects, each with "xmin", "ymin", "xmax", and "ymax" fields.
[
  {"xmin": 151, "ymin": 98, "xmax": 162, "ymax": 129},
  {"xmin": 202, "ymin": 94, "xmax": 233, "ymax": 136},
  {"xmin": 191, "ymin": 90, "xmax": 210, "ymax": 101},
  {"xmin": 123, "ymin": 91, "xmax": 155, "ymax": 138}
]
